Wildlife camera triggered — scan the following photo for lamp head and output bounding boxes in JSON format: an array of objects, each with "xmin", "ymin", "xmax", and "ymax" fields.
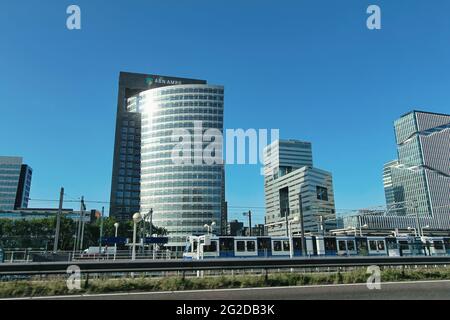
[{"xmin": 132, "ymin": 212, "xmax": 142, "ymax": 223}]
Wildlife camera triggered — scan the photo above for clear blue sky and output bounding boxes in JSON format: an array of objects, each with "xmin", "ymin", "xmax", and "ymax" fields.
[{"xmin": 1, "ymin": 1, "xmax": 449, "ymax": 224}]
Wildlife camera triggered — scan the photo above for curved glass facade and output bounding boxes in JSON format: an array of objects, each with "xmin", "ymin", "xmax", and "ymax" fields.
[{"xmin": 128, "ymin": 84, "xmax": 224, "ymax": 247}]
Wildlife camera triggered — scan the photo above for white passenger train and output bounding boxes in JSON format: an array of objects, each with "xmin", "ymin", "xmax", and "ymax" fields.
[{"xmin": 183, "ymin": 235, "xmax": 449, "ymax": 260}]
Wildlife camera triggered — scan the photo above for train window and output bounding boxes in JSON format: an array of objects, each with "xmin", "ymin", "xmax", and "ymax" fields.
[
  {"xmin": 399, "ymin": 241, "xmax": 409, "ymax": 250},
  {"xmin": 257, "ymin": 238, "xmax": 271, "ymax": 250},
  {"xmin": 203, "ymin": 241, "xmax": 217, "ymax": 252},
  {"xmin": 324, "ymin": 238, "xmax": 337, "ymax": 251},
  {"xmin": 236, "ymin": 241, "xmax": 246, "ymax": 252},
  {"xmin": 338, "ymin": 241, "xmax": 346, "ymax": 251},
  {"xmin": 356, "ymin": 238, "xmax": 368, "ymax": 251},
  {"xmin": 369, "ymin": 241, "xmax": 377, "ymax": 251},
  {"xmin": 219, "ymin": 238, "xmax": 234, "ymax": 252},
  {"xmin": 347, "ymin": 241, "xmax": 355, "ymax": 251},
  {"xmin": 283, "ymin": 240, "xmax": 290, "ymax": 251},
  {"xmin": 193, "ymin": 241, "xmax": 198, "ymax": 252},
  {"xmin": 434, "ymin": 241, "xmax": 444, "ymax": 250},
  {"xmin": 444, "ymin": 238, "xmax": 450, "ymax": 248},
  {"xmin": 273, "ymin": 241, "xmax": 282, "ymax": 251},
  {"xmin": 247, "ymin": 241, "xmax": 256, "ymax": 252},
  {"xmin": 377, "ymin": 241, "xmax": 385, "ymax": 251}
]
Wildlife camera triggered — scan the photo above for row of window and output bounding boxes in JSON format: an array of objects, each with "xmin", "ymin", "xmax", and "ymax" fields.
[
  {"xmin": 141, "ymin": 165, "xmax": 222, "ymax": 174},
  {"xmin": 157, "ymin": 87, "xmax": 223, "ymax": 95},
  {"xmin": 141, "ymin": 181, "xmax": 222, "ymax": 188},
  {"xmin": 141, "ymin": 121, "xmax": 223, "ymax": 132},
  {"xmin": 115, "ymin": 192, "xmax": 139, "ymax": 198},
  {"xmin": 146, "ymin": 107, "xmax": 223, "ymax": 117},
  {"xmin": 141, "ymin": 131, "xmax": 223, "ymax": 142},
  {"xmin": 149, "ymin": 94, "xmax": 224, "ymax": 102},
  {"xmin": 0, "ymin": 164, "xmax": 21, "ymax": 169},
  {"xmin": 116, "ymin": 184, "xmax": 140, "ymax": 191},
  {"xmin": 140, "ymin": 196, "xmax": 221, "ymax": 204},
  {"xmin": 0, "ymin": 176, "xmax": 20, "ymax": 181},
  {"xmin": 138, "ymin": 204, "xmax": 221, "ymax": 211},
  {"xmin": 118, "ymin": 169, "xmax": 140, "ymax": 176},
  {"xmin": 115, "ymin": 199, "xmax": 140, "ymax": 206},
  {"xmin": 141, "ymin": 173, "xmax": 221, "ymax": 180},
  {"xmin": 141, "ymin": 188, "xmax": 222, "ymax": 196},
  {"xmin": 117, "ymin": 176, "xmax": 140, "ymax": 183},
  {"xmin": 144, "ymin": 115, "xmax": 224, "ymax": 124}
]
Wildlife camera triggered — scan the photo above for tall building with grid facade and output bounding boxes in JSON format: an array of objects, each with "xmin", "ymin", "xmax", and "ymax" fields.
[{"xmin": 383, "ymin": 110, "xmax": 450, "ymax": 217}]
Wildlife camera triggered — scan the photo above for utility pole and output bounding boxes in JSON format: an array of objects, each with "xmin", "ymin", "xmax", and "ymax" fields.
[
  {"xmin": 299, "ymin": 193, "xmax": 306, "ymax": 256},
  {"xmin": 53, "ymin": 187, "xmax": 64, "ymax": 253},
  {"xmin": 285, "ymin": 208, "xmax": 289, "ymax": 237},
  {"xmin": 80, "ymin": 197, "xmax": 86, "ymax": 251},
  {"xmin": 99, "ymin": 207, "xmax": 104, "ymax": 254},
  {"xmin": 149, "ymin": 208, "xmax": 153, "ymax": 236},
  {"xmin": 75, "ymin": 196, "xmax": 84, "ymax": 252},
  {"xmin": 413, "ymin": 200, "xmax": 422, "ymax": 238}
]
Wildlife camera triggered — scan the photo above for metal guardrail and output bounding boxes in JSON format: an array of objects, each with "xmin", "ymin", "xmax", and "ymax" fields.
[{"xmin": 0, "ymin": 256, "xmax": 449, "ymax": 276}]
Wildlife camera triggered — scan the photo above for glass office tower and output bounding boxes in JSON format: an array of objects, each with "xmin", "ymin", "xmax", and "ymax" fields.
[
  {"xmin": 385, "ymin": 110, "xmax": 450, "ymax": 217},
  {"xmin": 110, "ymin": 72, "xmax": 206, "ymax": 221},
  {"xmin": 128, "ymin": 84, "xmax": 224, "ymax": 249},
  {"xmin": 0, "ymin": 157, "xmax": 32, "ymax": 210}
]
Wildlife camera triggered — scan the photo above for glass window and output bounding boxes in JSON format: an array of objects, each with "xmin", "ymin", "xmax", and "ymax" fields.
[
  {"xmin": 316, "ymin": 186, "xmax": 329, "ymax": 201},
  {"xmin": 273, "ymin": 241, "xmax": 282, "ymax": 252},
  {"xmin": 203, "ymin": 241, "xmax": 217, "ymax": 253},
  {"xmin": 324, "ymin": 238, "xmax": 337, "ymax": 251},
  {"xmin": 434, "ymin": 241, "xmax": 444, "ymax": 250},
  {"xmin": 377, "ymin": 241, "xmax": 385, "ymax": 251},
  {"xmin": 247, "ymin": 241, "xmax": 255, "ymax": 252},
  {"xmin": 338, "ymin": 241, "xmax": 346, "ymax": 251},
  {"xmin": 369, "ymin": 240, "xmax": 377, "ymax": 251},
  {"xmin": 283, "ymin": 240, "xmax": 290, "ymax": 251},
  {"xmin": 347, "ymin": 241, "xmax": 355, "ymax": 251},
  {"xmin": 236, "ymin": 241, "xmax": 245, "ymax": 252}
]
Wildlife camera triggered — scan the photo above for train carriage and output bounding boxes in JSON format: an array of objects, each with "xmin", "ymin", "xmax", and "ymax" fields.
[{"xmin": 183, "ymin": 234, "xmax": 449, "ymax": 260}]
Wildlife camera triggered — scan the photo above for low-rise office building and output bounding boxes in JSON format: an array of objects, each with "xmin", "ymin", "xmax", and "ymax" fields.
[
  {"xmin": 0, "ymin": 208, "xmax": 97, "ymax": 223},
  {"xmin": 0, "ymin": 157, "xmax": 32, "ymax": 210}
]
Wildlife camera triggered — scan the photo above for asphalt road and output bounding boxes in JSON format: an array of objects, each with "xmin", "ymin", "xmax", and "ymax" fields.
[{"xmin": 8, "ymin": 280, "xmax": 450, "ymax": 300}]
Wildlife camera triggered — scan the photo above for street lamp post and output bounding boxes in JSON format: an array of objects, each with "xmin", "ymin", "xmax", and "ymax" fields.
[
  {"xmin": 204, "ymin": 221, "xmax": 216, "ymax": 235},
  {"xmin": 289, "ymin": 217, "xmax": 300, "ymax": 258},
  {"xmin": 132, "ymin": 213, "xmax": 142, "ymax": 260},
  {"xmin": 114, "ymin": 222, "xmax": 119, "ymax": 260},
  {"xmin": 357, "ymin": 215, "xmax": 368, "ymax": 237}
]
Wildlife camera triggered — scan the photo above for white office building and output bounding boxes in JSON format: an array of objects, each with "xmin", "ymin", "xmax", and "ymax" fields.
[{"xmin": 264, "ymin": 140, "xmax": 336, "ymax": 236}]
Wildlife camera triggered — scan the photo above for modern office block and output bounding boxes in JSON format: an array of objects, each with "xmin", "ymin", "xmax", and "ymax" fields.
[
  {"xmin": 14, "ymin": 165, "xmax": 32, "ymax": 209},
  {"xmin": 109, "ymin": 72, "xmax": 208, "ymax": 222},
  {"xmin": 384, "ymin": 110, "xmax": 450, "ymax": 217},
  {"xmin": 264, "ymin": 140, "xmax": 336, "ymax": 236},
  {"xmin": 130, "ymin": 82, "xmax": 224, "ymax": 250},
  {"xmin": 0, "ymin": 157, "xmax": 32, "ymax": 211}
]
